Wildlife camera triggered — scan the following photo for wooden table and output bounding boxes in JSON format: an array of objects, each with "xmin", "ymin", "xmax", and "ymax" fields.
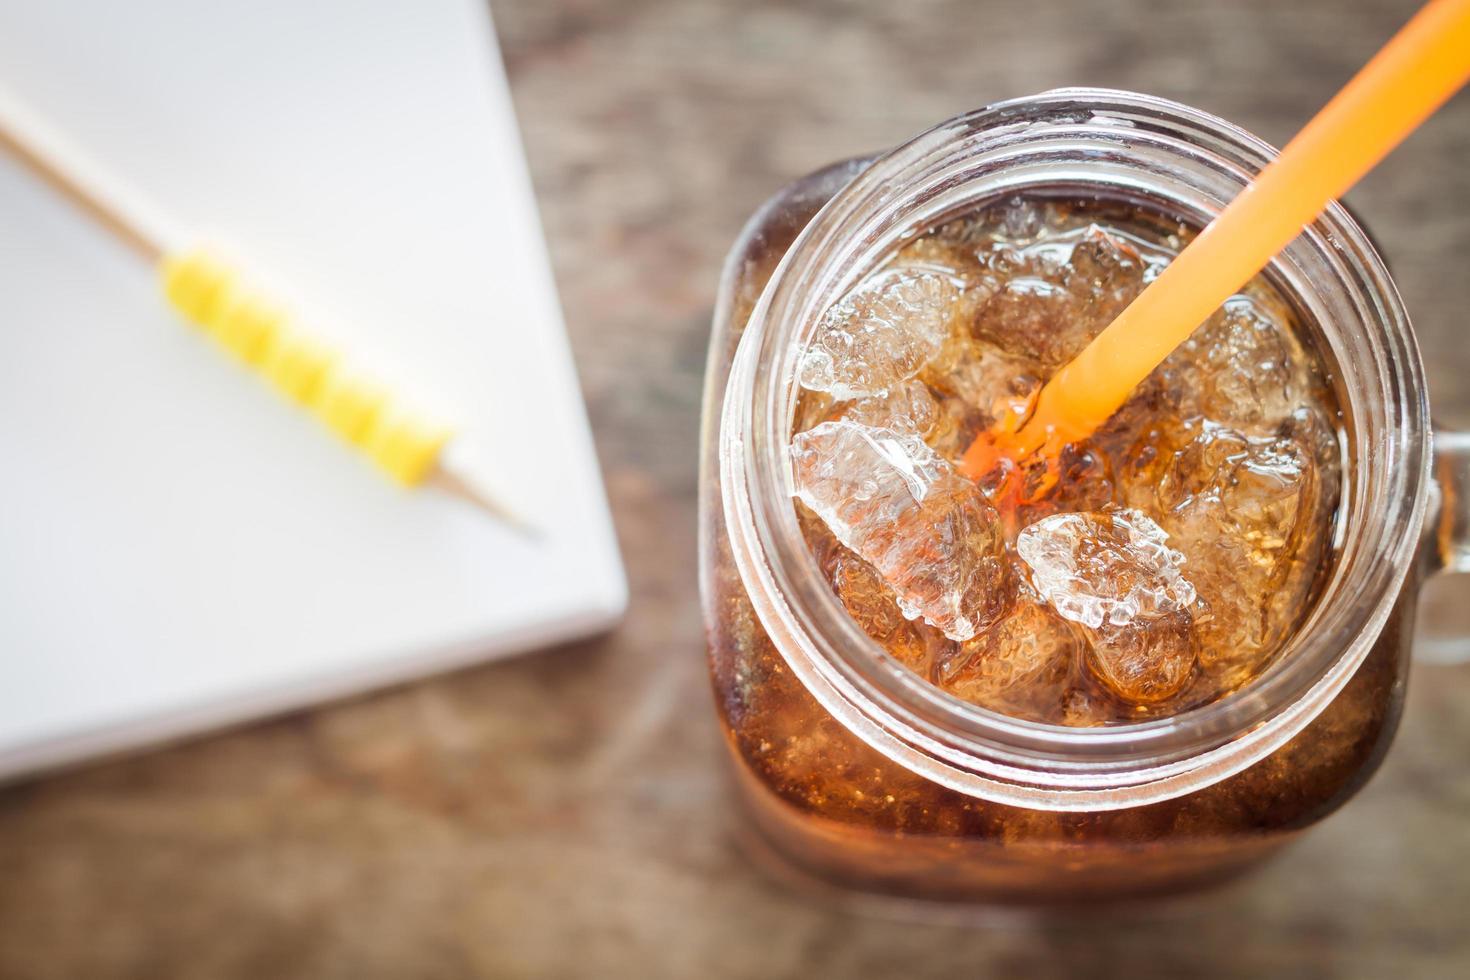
[{"xmin": 3, "ymin": 1, "xmax": 1468, "ymax": 976}]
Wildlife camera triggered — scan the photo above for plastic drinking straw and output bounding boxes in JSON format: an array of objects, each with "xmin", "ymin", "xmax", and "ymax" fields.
[
  {"xmin": 959, "ymin": 0, "xmax": 1470, "ymax": 480},
  {"xmin": 0, "ymin": 84, "xmax": 526, "ymax": 529}
]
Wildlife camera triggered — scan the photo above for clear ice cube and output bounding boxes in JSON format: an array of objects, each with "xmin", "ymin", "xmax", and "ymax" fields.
[
  {"xmin": 966, "ymin": 225, "xmax": 1160, "ymax": 371},
  {"xmin": 1089, "ymin": 612, "xmax": 1195, "ymax": 703},
  {"xmin": 1165, "ymin": 294, "xmax": 1303, "ymax": 427},
  {"xmin": 844, "ymin": 378, "xmax": 940, "ymax": 436},
  {"xmin": 1169, "ymin": 428, "xmax": 1310, "ymax": 548},
  {"xmin": 827, "ymin": 548, "xmax": 908, "ymax": 641},
  {"xmin": 1062, "ymin": 225, "xmax": 1149, "ymax": 317},
  {"xmin": 1016, "ymin": 508, "xmax": 1196, "ymax": 630},
  {"xmin": 1017, "ymin": 509, "xmax": 1200, "ymax": 704},
  {"xmin": 798, "ymin": 269, "xmax": 958, "ymax": 400},
  {"xmin": 917, "ymin": 339, "xmax": 1037, "ymax": 457},
  {"xmin": 1000, "ymin": 197, "xmax": 1043, "ymax": 239},
  {"xmin": 791, "ymin": 419, "xmax": 1010, "ymax": 641},
  {"xmin": 1065, "ymin": 225, "xmax": 1143, "ymax": 286},
  {"xmin": 928, "ymin": 343, "xmax": 1041, "ymax": 418},
  {"xmin": 939, "ymin": 601, "xmax": 1078, "ymax": 703},
  {"xmin": 1153, "ymin": 424, "xmax": 1317, "ymax": 665},
  {"xmin": 972, "ymin": 277, "xmax": 1074, "ymax": 368}
]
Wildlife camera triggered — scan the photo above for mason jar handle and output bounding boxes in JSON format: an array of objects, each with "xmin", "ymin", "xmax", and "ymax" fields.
[{"xmin": 1420, "ymin": 428, "xmax": 1470, "ymax": 662}]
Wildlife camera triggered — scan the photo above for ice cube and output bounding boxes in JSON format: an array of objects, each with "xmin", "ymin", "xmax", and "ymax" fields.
[
  {"xmin": 827, "ymin": 548, "xmax": 907, "ymax": 640},
  {"xmin": 893, "ymin": 225, "xmax": 1005, "ymax": 322},
  {"xmin": 798, "ymin": 269, "xmax": 958, "ymax": 399},
  {"xmin": 1057, "ymin": 446, "xmax": 1119, "ymax": 506},
  {"xmin": 1017, "ymin": 239, "xmax": 1073, "ymax": 279},
  {"xmin": 939, "ymin": 601, "xmax": 1079, "ymax": 704},
  {"xmin": 1000, "ymin": 197, "xmax": 1043, "ymax": 239},
  {"xmin": 1060, "ymin": 687, "xmax": 1114, "ymax": 727},
  {"xmin": 831, "ymin": 547, "xmax": 948, "ymax": 673},
  {"xmin": 1019, "ymin": 506, "xmax": 1200, "ymax": 705},
  {"xmin": 893, "ymin": 235, "xmax": 977, "ymax": 277},
  {"xmin": 1158, "ymin": 424, "xmax": 1313, "ymax": 566},
  {"xmin": 972, "ymin": 277, "xmax": 1065, "ymax": 358},
  {"xmin": 1153, "ymin": 424, "xmax": 1318, "ymax": 665},
  {"xmin": 927, "ymin": 343, "xmax": 1041, "ymax": 417},
  {"xmin": 844, "ymin": 378, "xmax": 940, "ymax": 436},
  {"xmin": 1062, "ymin": 225, "xmax": 1147, "ymax": 315},
  {"xmin": 791, "ymin": 419, "xmax": 1011, "ymax": 641},
  {"xmin": 1089, "ymin": 612, "xmax": 1195, "ymax": 703},
  {"xmin": 917, "ymin": 341, "xmax": 1038, "ymax": 458},
  {"xmin": 887, "ymin": 621, "xmax": 949, "ymax": 674},
  {"xmin": 897, "ymin": 216, "xmax": 992, "ymax": 263},
  {"xmin": 971, "ymin": 276, "xmax": 1101, "ymax": 370},
  {"xmin": 981, "ymin": 242, "xmax": 1031, "ymax": 278},
  {"xmin": 1164, "ymin": 293, "xmax": 1303, "ymax": 427},
  {"xmin": 1016, "ymin": 508, "xmax": 1196, "ymax": 630},
  {"xmin": 917, "ymin": 388, "xmax": 988, "ymax": 460}
]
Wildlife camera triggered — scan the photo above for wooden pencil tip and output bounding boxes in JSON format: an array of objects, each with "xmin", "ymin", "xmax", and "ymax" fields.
[{"xmin": 424, "ymin": 461, "xmax": 537, "ymax": 537}]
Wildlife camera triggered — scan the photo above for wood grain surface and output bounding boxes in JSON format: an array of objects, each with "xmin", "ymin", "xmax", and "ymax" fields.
[{"xmin": 2, "ymin": 1, "xmax": 1468, "ymax": 976}]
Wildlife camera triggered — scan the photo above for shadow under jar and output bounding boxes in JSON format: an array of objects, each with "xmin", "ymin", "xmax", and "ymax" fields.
[{"xmin": 698, "ymin": 90, "xmax": 1437, "ymax": 904}]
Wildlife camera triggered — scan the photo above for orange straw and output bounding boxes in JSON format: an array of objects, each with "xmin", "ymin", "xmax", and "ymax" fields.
[{"xmin": 960, "ymin": 0, "xmax": 1470, "ymax": 480}]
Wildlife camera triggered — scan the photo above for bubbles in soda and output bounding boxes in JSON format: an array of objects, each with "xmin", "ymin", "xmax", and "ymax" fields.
[{"xmin": 790, "ymin": 197, "xmax": 1342, "ymax": 724}]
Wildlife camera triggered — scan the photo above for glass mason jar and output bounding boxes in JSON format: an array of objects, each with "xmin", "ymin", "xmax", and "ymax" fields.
[{"xmin": 698, "ymin": 89, "xmax": 1470, "ymax": 904}]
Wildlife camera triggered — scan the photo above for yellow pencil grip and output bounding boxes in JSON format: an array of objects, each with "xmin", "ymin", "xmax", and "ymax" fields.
[{"xmin": 159, "ymin": 249, "xmax": 451, "ymax": 486}]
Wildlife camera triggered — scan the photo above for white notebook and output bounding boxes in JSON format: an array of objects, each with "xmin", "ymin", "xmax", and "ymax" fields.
[{"xmin": 0, "ymin": 0, "xmax": 626, "ymax": 780}]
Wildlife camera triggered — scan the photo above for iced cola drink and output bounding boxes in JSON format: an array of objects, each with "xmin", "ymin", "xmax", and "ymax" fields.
[
  {"xmin": 701, "ymin": 149, "xmax": 1416, "ymax": 902},
  {"xmin": 788, "ymin": 197, "xmax": 1342, "ymax": 725}
]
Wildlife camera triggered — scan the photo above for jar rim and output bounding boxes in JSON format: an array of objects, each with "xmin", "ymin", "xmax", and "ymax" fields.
[{"xmin": 718, "ymin": 88, "xmax": 1430, "ymax": 808}]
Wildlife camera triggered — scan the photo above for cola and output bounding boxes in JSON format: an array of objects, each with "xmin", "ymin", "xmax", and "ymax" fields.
[{"xmin": 790, "ymin": 198, "xmax": 1341, "ymax": 724}]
